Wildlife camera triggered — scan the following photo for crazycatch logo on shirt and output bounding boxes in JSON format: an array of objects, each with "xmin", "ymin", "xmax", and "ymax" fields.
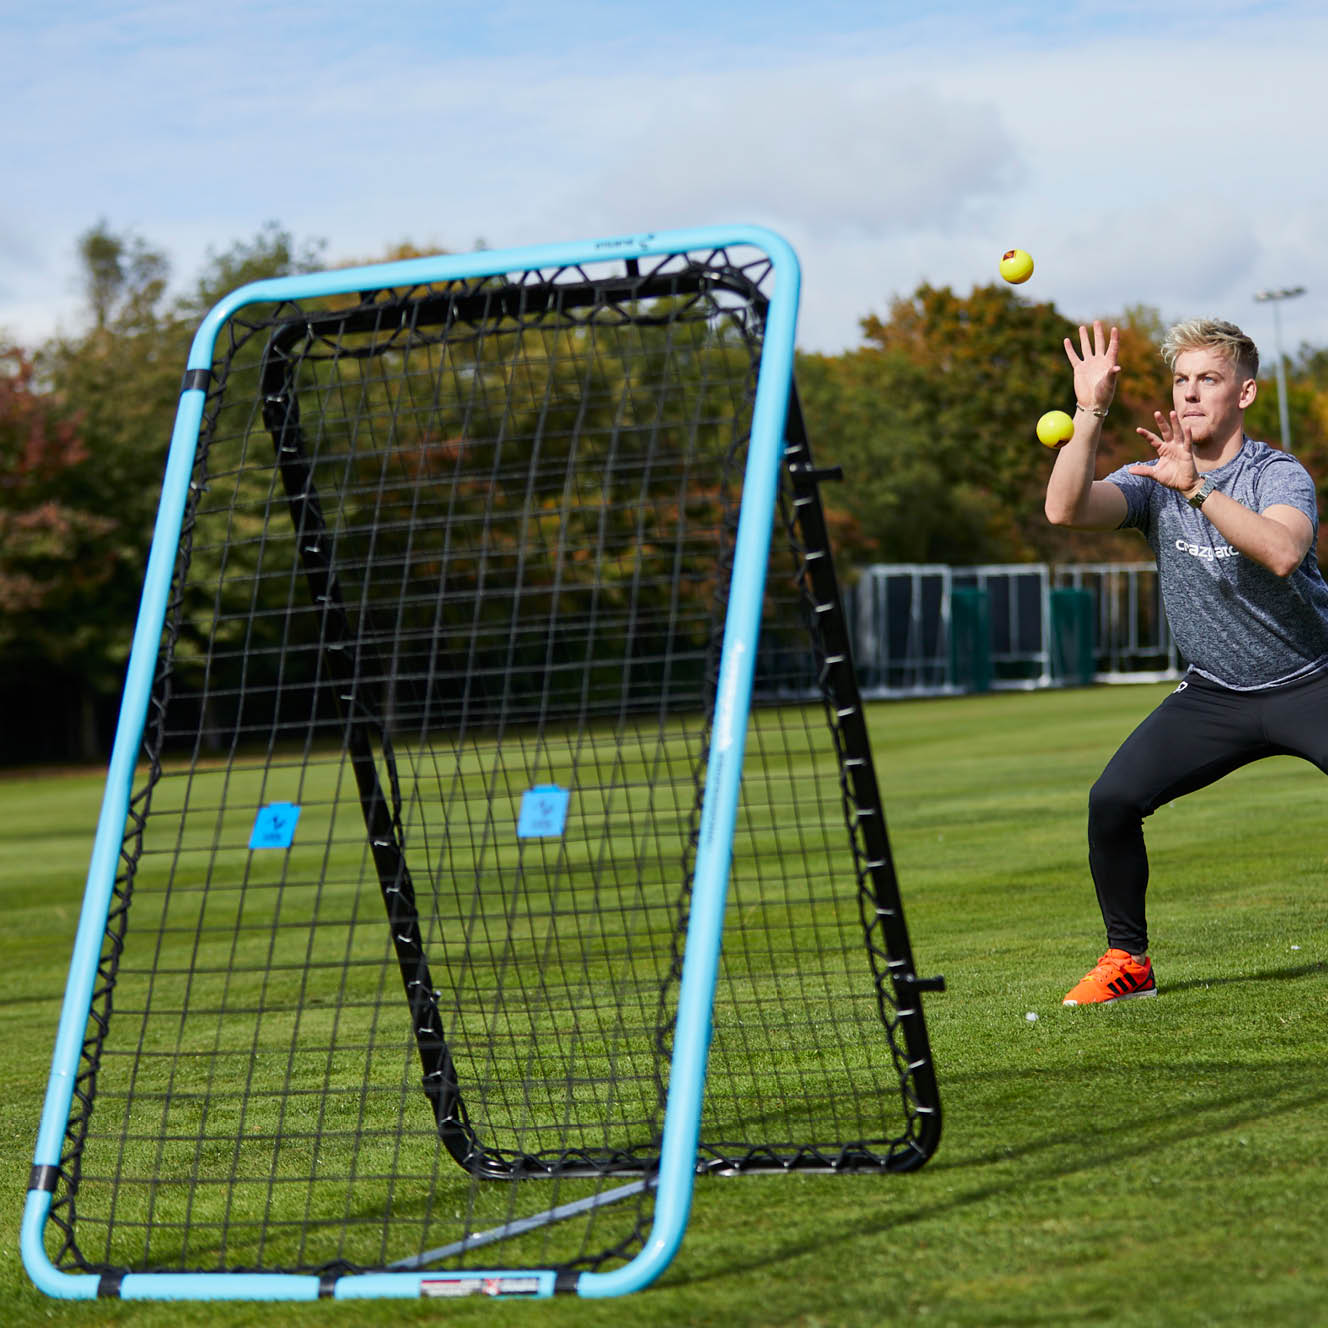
[{"xmin": 1174, "ymin": 538, "xmax": 1240, "ymax": 561}]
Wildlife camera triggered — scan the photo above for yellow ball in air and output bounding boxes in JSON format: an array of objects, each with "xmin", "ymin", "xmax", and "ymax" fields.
[
  {"xmin": 1000, "ymin": 248, "xmax": 1034, "ymax": 284},
  {"xmin": 1036, "ymin": 410, "xmax": 1075, "ymax": 448}
]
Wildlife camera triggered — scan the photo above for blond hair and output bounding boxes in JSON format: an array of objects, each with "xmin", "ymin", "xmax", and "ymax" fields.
[{"xmin": 1160, "ymin": 318, "xmax": 1259, "ymax": 380}]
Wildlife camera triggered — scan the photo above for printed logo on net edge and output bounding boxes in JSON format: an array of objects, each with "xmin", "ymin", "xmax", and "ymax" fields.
[{"xmin": 421, "ymin": 1276, "xmax": 543, "ymax": 1298}]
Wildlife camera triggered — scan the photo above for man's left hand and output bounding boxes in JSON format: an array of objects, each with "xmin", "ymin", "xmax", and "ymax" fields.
[{"xmin": 1128, "ymin": 410, "xmax": 1201, "ymax": 494}]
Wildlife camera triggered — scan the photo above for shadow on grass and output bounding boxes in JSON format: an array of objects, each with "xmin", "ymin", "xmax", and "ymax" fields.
[
  {"xmin": 952, "ymin": 1058, "xmax": 1325, "ymax": 1170},
  {"xmin": 672, "ymin": 1055, "xmax": 1328, "ymax": 1290},
  {"xmin": 1161, "ymin": 959, "xmax": 1326, "ymax": 994}
]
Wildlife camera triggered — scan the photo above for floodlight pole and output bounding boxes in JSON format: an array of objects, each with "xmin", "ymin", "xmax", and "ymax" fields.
[{"xmin": 1253, "ymin": 286, "xmax": 1306, "ymax": 449}]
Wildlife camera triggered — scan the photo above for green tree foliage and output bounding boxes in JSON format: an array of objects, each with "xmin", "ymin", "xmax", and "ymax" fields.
[
  {"xmin": 78, "ymin": 218, "xmax": 171, "ymax": 331},
  {"xmin": 40, "ymin": 225, "xmax": 187, "ymax": 711},
  {"xmin": 0, "ymin": 345, "xmax": 123, "ymax": 758},
  {"xmin": 0, "ymin": 346, "xmax": 118, "ymax": 648},
  {"xmin": 0, "ymin": 222, "xmax": 332, "ymax": 758}
]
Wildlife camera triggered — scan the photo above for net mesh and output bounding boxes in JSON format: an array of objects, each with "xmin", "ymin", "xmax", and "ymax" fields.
[{"xmin": 45, "ymin": 246, "xmax": 939, "ymax": 1279}]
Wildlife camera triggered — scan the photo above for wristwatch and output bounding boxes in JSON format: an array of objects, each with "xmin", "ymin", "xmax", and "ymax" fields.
[{"xmin": 1187, "ymin": 474, "xmax": 1218, "ymax": 509}]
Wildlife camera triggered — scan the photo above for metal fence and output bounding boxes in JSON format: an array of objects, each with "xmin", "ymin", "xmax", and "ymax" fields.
[{"xmin": 849, "ymin": 563, "xmax": 1181, "ymax": 698}]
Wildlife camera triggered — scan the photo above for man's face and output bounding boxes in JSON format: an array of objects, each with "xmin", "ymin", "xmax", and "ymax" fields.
[{"xmin": 1171, "ymin": 347, "xmax": 1257, "ymax": 445}]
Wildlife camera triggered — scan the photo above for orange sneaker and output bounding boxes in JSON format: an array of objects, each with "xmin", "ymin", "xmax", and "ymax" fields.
[{"xmin": 1062, "ymin": 949, "xmax": 1157, "ymax": 1007}]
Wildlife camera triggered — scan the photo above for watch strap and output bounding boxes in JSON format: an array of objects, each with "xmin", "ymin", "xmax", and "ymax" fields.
[{"xmin": 1188, "ymin": 475, "xmax": 1217, "ymax": 509}]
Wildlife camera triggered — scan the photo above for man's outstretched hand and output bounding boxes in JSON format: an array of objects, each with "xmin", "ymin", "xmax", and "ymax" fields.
[
  {"xmin": 1129, "ymin": 410, "xmax": 1200, "ymax": 494},
  {"xmin": 1063, "ymin": 320, "xmax": 1121, "ymax": 414}
]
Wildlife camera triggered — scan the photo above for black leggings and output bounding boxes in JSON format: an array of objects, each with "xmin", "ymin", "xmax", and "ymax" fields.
[{"xmin": 1088, "ymin": 669, "xmax": 1328, "ymax": 954}]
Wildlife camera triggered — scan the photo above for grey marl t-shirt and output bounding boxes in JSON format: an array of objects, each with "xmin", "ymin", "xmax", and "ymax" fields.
[{"xmin": 1106, "ymin": 437, "xmax": 1328, "ymax": 690}]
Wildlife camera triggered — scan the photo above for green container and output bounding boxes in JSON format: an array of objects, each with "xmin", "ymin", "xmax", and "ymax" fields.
[
  {"xmin": 949, "ymin": 587, "xmax": 992, "ymax": 693},
  {"xmin": 1049, "ymin": 587, "xmax": 1096, "ymax": 686}
]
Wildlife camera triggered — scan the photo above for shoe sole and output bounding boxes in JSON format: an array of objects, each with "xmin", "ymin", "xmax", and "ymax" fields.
[{"xmin": 1063, "ymin": 987, "xmax": 1157, "ymax": 1008}]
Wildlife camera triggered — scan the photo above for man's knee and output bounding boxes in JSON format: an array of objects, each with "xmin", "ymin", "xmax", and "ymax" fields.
[{"xmin": 1088, "ymin": 770, "xmax": 1144, "ymax": 837}]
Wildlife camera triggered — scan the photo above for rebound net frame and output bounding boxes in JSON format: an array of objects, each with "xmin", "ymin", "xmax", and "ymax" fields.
[{"xmin": 23, "ymin": 225, "xmax": 942, "ymax": 1302}]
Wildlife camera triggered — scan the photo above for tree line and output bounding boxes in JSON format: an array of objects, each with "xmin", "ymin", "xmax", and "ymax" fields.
[{"xmin": 3, "ymin": 222, "xmax": 1326, "ymax": 764}]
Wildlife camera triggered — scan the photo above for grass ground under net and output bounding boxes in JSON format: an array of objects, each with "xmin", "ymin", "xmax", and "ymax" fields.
[{"xmin": 2, "ymin": 681, "xmax": 1325, "ymax": 1327}]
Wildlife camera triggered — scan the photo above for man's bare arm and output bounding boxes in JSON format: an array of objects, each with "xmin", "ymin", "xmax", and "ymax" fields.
[{"xmin": 1044, "ymin": 322, "xmax": 1128, "ymax": 531}]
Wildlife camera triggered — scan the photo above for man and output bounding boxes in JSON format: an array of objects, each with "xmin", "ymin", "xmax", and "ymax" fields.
[{"xmin": 1044, "ymin": 317, "xmax": 1328, "ymax": 1006}]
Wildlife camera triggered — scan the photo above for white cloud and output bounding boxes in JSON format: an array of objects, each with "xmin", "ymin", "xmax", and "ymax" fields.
[
  {"xmin": 2, "ymin": 1, "xmax": 1325, "ymax": 363},
  {"xmin": 561, "ymin": 80, "xmax": 1024, "ymax": 239}
]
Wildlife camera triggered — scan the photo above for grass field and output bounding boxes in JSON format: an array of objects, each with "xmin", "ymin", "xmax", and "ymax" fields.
[{"xmin": 3, "ymin": 681, "xmax": 1326, "ymax": 1326}]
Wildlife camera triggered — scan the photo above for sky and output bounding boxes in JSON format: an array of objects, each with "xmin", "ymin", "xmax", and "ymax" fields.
[{"xmin": 4, "ymin": 0, "xmax": 1326, "ymax": 374}]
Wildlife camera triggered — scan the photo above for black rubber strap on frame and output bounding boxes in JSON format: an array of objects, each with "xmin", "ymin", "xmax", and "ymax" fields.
[
  {"xmin": 28, "ymin": 1164, "xmax": 59, "ymax": 1193},
  {"xmin": 97, "ymin": 1272, "xmax": 125, "ymax": 1298}
]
